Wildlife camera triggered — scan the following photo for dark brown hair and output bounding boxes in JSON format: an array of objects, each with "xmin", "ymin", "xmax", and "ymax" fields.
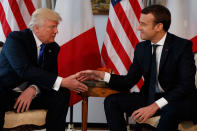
[{"xmin": 141, "ymin": 4, "xmax": 171, "ymax": 32}]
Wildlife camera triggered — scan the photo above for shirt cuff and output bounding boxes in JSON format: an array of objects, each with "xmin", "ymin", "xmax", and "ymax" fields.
[
  {"xmin": 155, "ymin": 97, "xmax": 168, "ymax": 109},
  {"xmin": 53, "ymin": 76, "xmax": 62, "ymax": 91},
  {"xmin": 103, "ymin": 72, "xmax": 111, "ymax": 83},
  {"xmin": 30, "ymin": 85, "xmax": 40, "ymax": 97}
]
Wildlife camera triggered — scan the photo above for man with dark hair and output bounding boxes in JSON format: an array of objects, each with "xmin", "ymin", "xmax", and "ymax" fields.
[{"xmin": 78, "ymin": 5, "xmax": 197, "ymax": 131}]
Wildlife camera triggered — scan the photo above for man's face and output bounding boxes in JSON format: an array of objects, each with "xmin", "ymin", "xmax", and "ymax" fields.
[
  {"xmin": 137, "ymin": 13, "xmax": 158, "ymax": 41},
  {"xmin": 34, "ymin": 19, "xmax": 58, "ymax": 44}
]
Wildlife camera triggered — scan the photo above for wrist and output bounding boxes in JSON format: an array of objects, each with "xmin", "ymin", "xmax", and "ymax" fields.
[
  {"xmin": 29, "ymin": 86, "xmax": 37, "ymax": 97},
  {"xmin": 60, "ymin": 77, "xmax": 69, "ymax": 88},
  {"xmin": 152, "ymin": 102, "xmax": 160, "ymax": 111},
  {"xmin": 98, "ymin": 71, "xmax": 105, "ymax": 80}
]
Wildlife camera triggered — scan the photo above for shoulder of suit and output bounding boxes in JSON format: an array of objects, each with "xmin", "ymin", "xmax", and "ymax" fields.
[
  {"xmin": 7, "ymin": 29, "xmax": 32, "ymax": 39},
  {"xmin": 167, "ymin": 32, "xmax": 192, "ymax": 47},
  {"xmin": 136, "ymin": 40, "xmax": 151, "ymax": 49},
  {"xmin": 46, "ymin": 42, "xmax": 60, "ymax": 51}
]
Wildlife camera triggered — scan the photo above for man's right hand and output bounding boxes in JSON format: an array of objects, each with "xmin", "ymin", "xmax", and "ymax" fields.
[
  {"xmin": 61, "ymin": 74, "xmax": 88, "ymax": 93},
  {"xmin": 14, "ymin": 86, "xmax": 36, "ymax": 113},
  {"xmin": 76, "ymin": 70, "xmax": 105, "ymax": 81}
]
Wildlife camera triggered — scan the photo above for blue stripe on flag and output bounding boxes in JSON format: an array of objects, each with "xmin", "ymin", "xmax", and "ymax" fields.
[{"xmin": 111, "ymin": 0, "xmax": 122, "ymax": 7}]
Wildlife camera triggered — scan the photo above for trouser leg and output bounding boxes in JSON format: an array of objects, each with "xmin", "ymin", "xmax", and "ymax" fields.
[
  {"xmin": 156, "ymin": 96, "xmax": 193, "ymax": 131},
  {"xmin": 0, "ymin": 90, "xmax": 20, "ymax": 131},
  {"xmin": 104, "ymin": 93, "xmax": 145, "ymax": 131},
  {"xmin": 30, "ymin": 88, "xmax": 70, "ymax": 131}
]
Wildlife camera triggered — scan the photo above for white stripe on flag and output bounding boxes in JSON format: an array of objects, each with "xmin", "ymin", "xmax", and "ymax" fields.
[
  {"xmin": 16, "ymin": 0, "xmax": 31, "ymax": 27},
  {"xmin": 137, "ymin": 0, "xmax": 144, "ymax": 9},
  {"xmin": 101, "ymin": 0, "xmax": 144, "ymax": 90},
  {"xmin": 104, "ymin": 33, "xmax": 128, "ymax": 74},
  {"xmin": 109, "ymin": 3, "xmax": 134, "ymax": 62},
  {"xmin": 121, "ymin": 0, "xmax": 141, "ymax": 41},
  {"xmin": 55, "ymin": 0, "xmax": 94, "ymax": 46},
  {"xmin": 0, "ymin": 22, "xmax": 6, "ymax": 42},
  {"xmin": 1, "ymin": 0, "xmax": 19, "ymax": 32},
  {"xmin": 0, "ymin": 0, "xmax": 38, "ymax": 42}
]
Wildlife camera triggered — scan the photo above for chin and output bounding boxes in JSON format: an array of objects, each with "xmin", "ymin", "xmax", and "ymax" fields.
[
  {"xmin": 49, "ymin": 40, "xmax": 55, "ymax": 43},
  {"xmin": 140, "ymin": 35, "xmax": 148, "ymax": 40}
]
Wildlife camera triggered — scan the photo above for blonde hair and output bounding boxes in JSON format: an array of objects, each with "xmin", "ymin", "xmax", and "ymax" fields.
[{"xmin": 28, "ymin": 8, "xmax": 62, "ymax": 30}]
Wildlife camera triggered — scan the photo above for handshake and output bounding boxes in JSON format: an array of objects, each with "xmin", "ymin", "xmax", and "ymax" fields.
[{"xmin": 60, "ymin": 70, "xmax": 105, "ymax": 93}]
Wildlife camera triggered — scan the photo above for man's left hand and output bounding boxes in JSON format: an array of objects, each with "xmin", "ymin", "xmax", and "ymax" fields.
[
  {"xmin": 14, "ymin": 86, "xmax": 36, "ymax": 113},
  {"xmin": 131, "ymin": 103, "xmax": 159, "ymax": 123}
]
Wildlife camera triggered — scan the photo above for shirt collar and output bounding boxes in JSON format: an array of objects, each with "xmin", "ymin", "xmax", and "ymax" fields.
[
  {"xmin": 33, "ymin": 32, "xmax": 42, "ymax": 48},
  {"xmin": 151, "ymin": 33, "xmax": 167, "ymax": 46}
]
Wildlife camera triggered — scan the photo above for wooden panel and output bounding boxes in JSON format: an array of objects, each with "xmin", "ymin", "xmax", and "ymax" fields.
[{"xmin": 87, "ymin": 87, "xmax": 120, "ymax": 97}]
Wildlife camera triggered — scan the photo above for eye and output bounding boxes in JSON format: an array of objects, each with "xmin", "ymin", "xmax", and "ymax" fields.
[{"xmin": 48, "ymin": 25, "xmax": 57, "ymax": 29}]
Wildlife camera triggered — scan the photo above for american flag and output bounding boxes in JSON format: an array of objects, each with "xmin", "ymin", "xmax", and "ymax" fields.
[
  {"xmin": 101, "ymin": 0, "xmax": 144, "ymax": 91},
  {"xmin": 0, "ymin": 0, "xmax": 38, "ymax": 42}
]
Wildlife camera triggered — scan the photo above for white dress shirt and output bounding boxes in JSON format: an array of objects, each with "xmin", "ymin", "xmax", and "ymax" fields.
[
  {"xmin": 33, "ymin": 33, "xmax": 62, "ymax": 91},
  {"xmin": 103, "ymin": 33, "xmax": 168, "ymax": 109}
]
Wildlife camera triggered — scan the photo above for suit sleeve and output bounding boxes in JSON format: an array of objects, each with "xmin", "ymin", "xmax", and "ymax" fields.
[
  {"xmin": 4, "ymin": 32, "xmax": 58, "ymax": 90},
  {"xmin": 164, "ymin": 41, "xmax": 196, "ymax": 102},
  {"xmin": 108, "ymin": 44, "xmax": 143, "ymax": 91}
]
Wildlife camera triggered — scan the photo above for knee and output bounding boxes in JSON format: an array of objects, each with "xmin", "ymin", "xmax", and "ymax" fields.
[
  {"xmin": 104, "ymin": 94, "xmax": 119, "ymax": 110},
  {"xmin": 48, "ymin": 88, "xmax": 70, "ymax": 107},
  {"xmin": 160, "ymin": 105, "xmax": 178, "ymax": 121},
  {"xmin": 58, "ymin": 88, "xmax": 70, "ymax": 103}
]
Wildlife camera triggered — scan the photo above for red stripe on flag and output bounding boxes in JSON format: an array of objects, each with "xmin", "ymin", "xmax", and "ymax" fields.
[
  {"xmin": 191, "ymin": 36, "xmax": 197, "ymax": 53},
  {"xmin": 101, "ymin": 0, "xmax": 144, "ymax": 90},
  {"xmin": 129, "ymin": 0, "xmax": 141, "ymax": 21},
  {"xmin": 8, "ymin": 0, "xmax": 27, "ymax": 30},
  {"xmin": 107, "ymin": 20, "xmax": 132, "ymax": 71},
  {"xmin": 24, "ymin": 0, "xmax": 35, "ymax": 15},
  {"xmin": 0, "ymin": 2, "xmax": 12, "ymax": 37},
  {"xmin": 101, "ymin": 44, "xmax": 119, "ymax": 75},
  {"xmin": 137, "ymin": 78, "xmax": 144, "ymax": 89},
  {"xmin": 58, "ymin": 27, "xmax": 101, "ymax": 105},
  {"xmin": 114, "ymin": 2, "xmax": 139, "ymax": 49}
]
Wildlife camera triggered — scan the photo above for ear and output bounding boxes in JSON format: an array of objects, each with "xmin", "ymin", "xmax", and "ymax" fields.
[
  {"xmin": 33, "ymin": 25, "xmax": 39, "ymax": 33},
  {"xmin": 155, "ymin": 23, "xmax": 163, "ymax": 32}
]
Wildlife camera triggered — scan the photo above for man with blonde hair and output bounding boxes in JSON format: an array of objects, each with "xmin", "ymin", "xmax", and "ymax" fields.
[{"xmin": 0, "ymin": 8, "xmax": 88, "ymax": 131}]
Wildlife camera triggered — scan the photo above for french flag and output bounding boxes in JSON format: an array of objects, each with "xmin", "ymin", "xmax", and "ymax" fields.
[{"xmin": 55, "ymin": 0, "xmax": 101, "ymax": 106}]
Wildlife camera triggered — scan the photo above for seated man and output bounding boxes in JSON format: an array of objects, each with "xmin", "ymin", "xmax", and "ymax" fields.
[
  {"xmin": 78, "ymin": 5, "xmax": 197, "ymax": 131},
  {"xmin": 0, "ymin": 8, "xmax": 88, "ymax": 131}
]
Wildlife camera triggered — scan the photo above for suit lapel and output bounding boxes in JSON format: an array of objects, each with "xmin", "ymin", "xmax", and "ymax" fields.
[
  {"xmin": 159, "ymin": 33, "xmax": 172, "ymax": 73},
  {"xmin": 24, "ymin": 29, "xmax": 38, "ymax": 65},
  {"xmin": 144, "ymin": 41, "xmax": 152, "ymax": 73}
]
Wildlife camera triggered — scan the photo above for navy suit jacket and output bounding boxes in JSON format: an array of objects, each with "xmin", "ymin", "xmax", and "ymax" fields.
[
  {"xmin": 108, "ymin": 33, "xmax": 196, "ymax": 103},
  {"xmin": 0, "ymin": 29, "xmax": 60, "ymax": 92}
]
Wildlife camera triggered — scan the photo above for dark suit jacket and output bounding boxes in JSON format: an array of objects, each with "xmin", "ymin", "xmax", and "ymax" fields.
[
  {"xmin": 108, "ymin": 33, "xmax": 196, "ymax": 103},
  {"xmin": 0, "ymin": 29, "xmax": 60, "ymax": 92}
]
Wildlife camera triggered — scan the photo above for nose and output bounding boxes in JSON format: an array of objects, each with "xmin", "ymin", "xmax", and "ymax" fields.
[
  {"xmin": 54, "ymin": 27, "xmax": 58, "ymax": 34},
  {"xmin": 137, "ymin": 24, "xmax": 141, "ymax": 31}
]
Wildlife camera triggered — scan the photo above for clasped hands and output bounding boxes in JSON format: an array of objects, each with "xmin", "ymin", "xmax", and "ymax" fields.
[
  {"xmin": 74, "ymin": 70, "xmax": 160, "ymax": 122},
  {"xmin": 14, "ymin": 70, "xmax": 104, "ymax": 113},
  {"xmin": 60, "ymin": 70, "xmax": 105, "ymax": 93},
  {"xmin": 14, "ymin": 69, "xmax": 158, "ymax": 121}
]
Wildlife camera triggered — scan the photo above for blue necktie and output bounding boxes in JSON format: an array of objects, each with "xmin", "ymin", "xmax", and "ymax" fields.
[
  {"xmin": 38, "ymin": 44, "xmax": 45, "ymax": 66},
  {"xmin": 147, "ymin": 44, "xmax": 159, "ymax": 104}
]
